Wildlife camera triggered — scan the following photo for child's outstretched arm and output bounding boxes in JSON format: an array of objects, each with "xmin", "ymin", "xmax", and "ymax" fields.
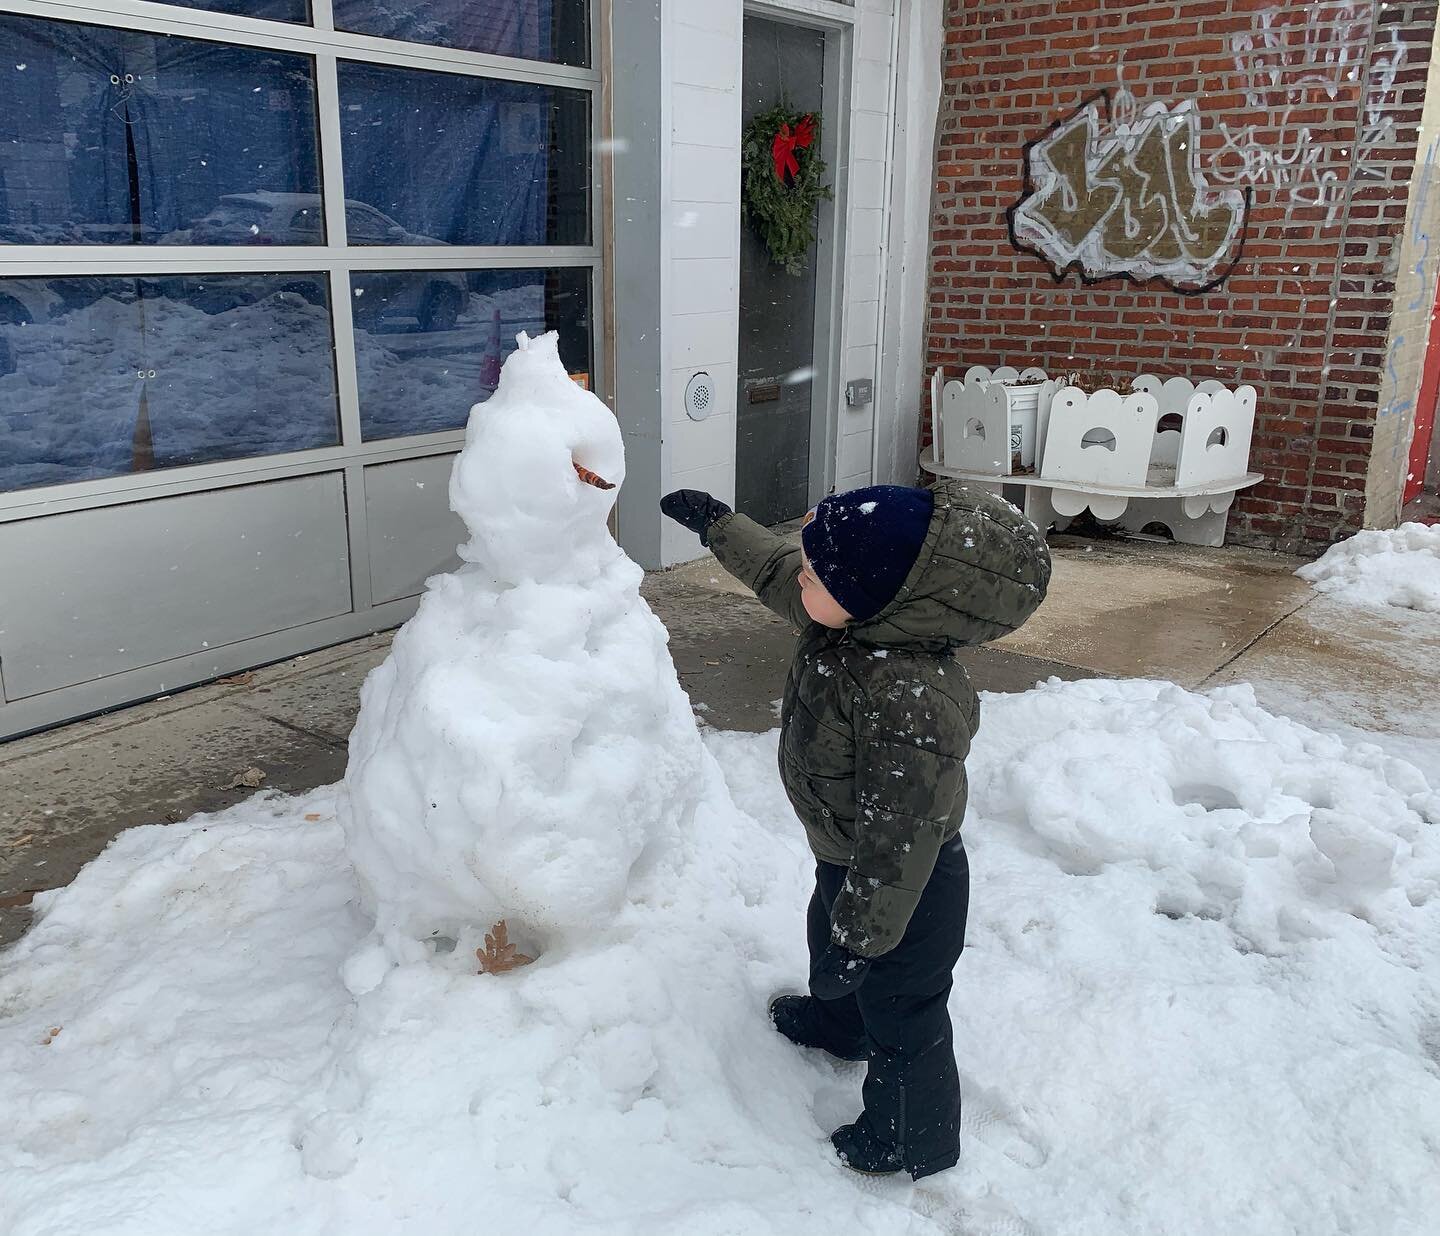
[
  {"xmin": 828, "ymin": 667, "xmax": 977, "ymax": 959},
  {"xmin": 661, "ymin": 489, "xmax": 810, "ymax": 630},
  {"xmin": 707, "ymin": 513, "xmax": 811, "ymax": 630}
]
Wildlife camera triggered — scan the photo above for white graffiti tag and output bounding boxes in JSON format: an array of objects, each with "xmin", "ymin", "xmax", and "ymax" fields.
[
  {"xmin": 1012, "ymin": 100, "xmax": 1247, "ymax": 289},
  {"xmin": 1207, "ymin": 108, "xmax": 1341, "ymax": 218},
  {"xmin": 1230, "ymin": 3, "xmax": 1371, "ymax": 108},
  {"xmin": 1359, "ymin": 25, "xmax": 1404, "ymax": 176}
]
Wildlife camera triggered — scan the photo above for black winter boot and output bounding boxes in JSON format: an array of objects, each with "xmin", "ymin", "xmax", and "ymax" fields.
[
  {"xmin": 768, "ymin": 995, "xmax": 870, "ymax": 1061},
  {"xmin": 831, "ymin": 1119, "xmax": 904, "ymax": 1176}
]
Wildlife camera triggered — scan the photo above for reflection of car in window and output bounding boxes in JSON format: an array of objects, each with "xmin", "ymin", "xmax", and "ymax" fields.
[
  {"xmin": 158, "ymin": 192, "xmax": 468, "ymax": 331},
  {"xmin": 345, "ymin": 203, "xmax": 404, "ymax": 244},
  {"xmin": 0, "ymin": 281, "xmax": 64, "ymax": 327}
]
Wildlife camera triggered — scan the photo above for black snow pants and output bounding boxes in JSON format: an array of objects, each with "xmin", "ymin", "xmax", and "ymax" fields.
[{"xmin": 807, "ymin": 835, "xmax": 969, "ymax": 1177}]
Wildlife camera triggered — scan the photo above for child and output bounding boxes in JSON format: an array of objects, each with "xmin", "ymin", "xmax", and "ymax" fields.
[{"xmin": 661, "ymin": 480, "xmax": 1050, "ymax": 1179}]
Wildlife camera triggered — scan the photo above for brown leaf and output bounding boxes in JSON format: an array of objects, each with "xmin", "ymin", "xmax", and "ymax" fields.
[
  {"xmin": 224, "ymin": 767, "xmax": 266, "ymax": 790},
  {"xmin": 304, "ymin": 813, "xmax": 323, "ymax": 822},
  {"xmin": 218, "ymin": 671, "xmax": 256, "ymax": 687},
  {"xmin": 476, "ymin": 919, "xmax": 534, "ymax": 975}
]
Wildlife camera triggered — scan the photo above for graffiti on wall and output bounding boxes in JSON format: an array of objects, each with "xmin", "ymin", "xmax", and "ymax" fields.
[
  {"xmin": 1211, "ymin": 3, "xmax": 1403, "ymax": 218},
  {"xmin": 1229, "ymin": 3, "xmax": 1371, "ymax": 109},
  {"xmin": 1009, "ymin": 95, "xmax": 1249, "ymax": 291},
  {"xmin": 1360, "ymin": 25, "xmax": 1405, "ymax": 176},
  {"xmin": 1378, "ymin": 137, "xmax": 1440, "ymax": 465},
  {"xmin": 1207, "ymin": 111, "xmax": 1339, "ymax": 218}
]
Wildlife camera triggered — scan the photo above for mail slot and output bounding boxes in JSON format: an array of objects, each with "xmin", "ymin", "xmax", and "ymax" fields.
[{"xmin": 748, "ymin": 383, "xmax": 781, "ymax": 404}]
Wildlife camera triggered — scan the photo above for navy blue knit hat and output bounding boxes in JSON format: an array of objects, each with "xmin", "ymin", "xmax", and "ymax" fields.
[{"xmin": 801, "ymin": 485, "xmax": 935, "ymax": 622}]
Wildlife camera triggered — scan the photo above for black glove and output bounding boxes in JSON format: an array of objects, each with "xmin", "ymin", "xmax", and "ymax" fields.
[
  {"xmin": 810, "ymin": 941, "xmax": 871, "ymax": 1001},
  {"xmin": 660, "ymin": 489, "xmax": 732, "ymax": 546}
]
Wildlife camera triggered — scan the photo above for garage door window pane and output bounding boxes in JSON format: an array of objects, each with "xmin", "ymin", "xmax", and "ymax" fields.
[
  {"xmin": 338, "ymin": 62, "xmax": 590, "ymax": 247},
  {"xmin": 169, "ymin": 1, "xmax": 311, "ymax": 21},
  {"xmin": 334, "ymin": 0, "xmax": 589, "ymax": 68},
  {"xmin": 354, "ymin": 267, "xmax": 591, "ymax": 441},
  {"xmin": 0, "ymin": 16, "xmax": 323, "ymax": 245},
  {"xmin": 0, "ymin": 274, "xmax": 339, "ymax": 492}
]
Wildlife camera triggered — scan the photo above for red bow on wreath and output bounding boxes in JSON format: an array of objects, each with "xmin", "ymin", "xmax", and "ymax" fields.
[{"xmin": 772, "ymin": 114, "xmax": 817, "ymax": 183}]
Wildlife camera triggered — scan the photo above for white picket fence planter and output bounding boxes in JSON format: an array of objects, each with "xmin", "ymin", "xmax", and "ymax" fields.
[{"xmin": 923, "ymin": 365, "xmax": 1263, "ymax": 548}]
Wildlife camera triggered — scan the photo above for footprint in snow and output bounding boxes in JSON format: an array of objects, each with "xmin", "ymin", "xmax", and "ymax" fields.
[
  {"xmin": 811, "ymin": 1078, "xmax": 861, "ymax": 1133},
  {"xmin": 905, "ymin": 1173, "xmax": 1042, "ymax": 1236},
  {"xmin": 952, "ymin": 1195, "xmax": 1043, "ymax": 1236},
  {"xmin": 960, "ymin": 1083, "xmax": 1048, "ymax": 1169}
]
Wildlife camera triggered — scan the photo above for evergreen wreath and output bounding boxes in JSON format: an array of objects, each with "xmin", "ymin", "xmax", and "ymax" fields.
[{"xmin": 741, "ymin": 103, "xmax": 832, "ymax": 275}]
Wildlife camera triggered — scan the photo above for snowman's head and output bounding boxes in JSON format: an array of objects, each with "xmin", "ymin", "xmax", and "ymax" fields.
[{"xmin": 450, "ymin": 331, "xmax": 625, "ymax": 583}]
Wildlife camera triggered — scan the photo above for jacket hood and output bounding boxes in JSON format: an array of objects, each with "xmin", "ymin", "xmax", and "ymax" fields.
[{"xmin": 849, "ymin": 480, "xmax": 1052, "ymax": 651}]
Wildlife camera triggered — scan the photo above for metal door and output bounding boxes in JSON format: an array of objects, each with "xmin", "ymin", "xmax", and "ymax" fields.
[{"xmin": 736, "ymin": 16, "xmax": 825, "ymax": 527}]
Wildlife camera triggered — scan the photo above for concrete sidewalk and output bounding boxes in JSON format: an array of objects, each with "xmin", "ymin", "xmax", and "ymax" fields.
[{"xmin": 3, "ymin": 533, "xmax": 1435, "ymax": 946}]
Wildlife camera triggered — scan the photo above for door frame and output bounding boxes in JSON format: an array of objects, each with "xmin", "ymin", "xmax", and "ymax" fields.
[
  {"xmin": 1407, "ymin": 268, "xmax": 1440, "ymax": 507},
  {"xmin": 743, "ymin": 0, "xmax": 855, "ymax": 509}
]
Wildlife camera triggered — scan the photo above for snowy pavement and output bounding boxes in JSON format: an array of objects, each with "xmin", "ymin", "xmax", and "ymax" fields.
[{"xmin": 1, "ymin": 679, "xmax": 1437, "ymax": 1235}]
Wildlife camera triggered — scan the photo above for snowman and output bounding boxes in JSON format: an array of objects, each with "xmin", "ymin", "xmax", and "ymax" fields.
[{"xmin": 338, "ymin": 332, "xmax": 705, "ymax": 989}]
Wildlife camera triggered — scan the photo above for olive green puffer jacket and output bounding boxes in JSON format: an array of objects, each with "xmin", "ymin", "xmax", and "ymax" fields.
[{"xmin": 707, "ymin": 480, "xmax": 1051, "ymax": 958}]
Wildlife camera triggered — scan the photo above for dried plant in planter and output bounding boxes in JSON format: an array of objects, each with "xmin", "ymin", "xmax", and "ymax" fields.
[
  {"xmin": 476, "ymin": 920, "xmax": 535, "ymax": 975},
  {"xmin": 1059, "ymin": 368, "xmax": 1120, "ymax": 395}
]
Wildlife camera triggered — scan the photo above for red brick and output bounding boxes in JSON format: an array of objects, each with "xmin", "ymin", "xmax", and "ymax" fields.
[{"xmin": 923, "ymin": 0, "xmax": 1437, "ymax": 553}]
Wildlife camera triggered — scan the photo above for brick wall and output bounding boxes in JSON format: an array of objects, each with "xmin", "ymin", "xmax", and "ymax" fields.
[{"xmin": 924, "ymin": 0, "xmax": 1437, "ymax": 554}]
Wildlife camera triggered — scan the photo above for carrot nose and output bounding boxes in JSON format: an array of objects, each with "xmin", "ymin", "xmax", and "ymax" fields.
[{"xmin": 573, "ymin": 461, "xmax": 615, "ymax": 491}]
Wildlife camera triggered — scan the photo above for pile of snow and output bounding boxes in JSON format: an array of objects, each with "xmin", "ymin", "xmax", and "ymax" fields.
[
  {"xmin": 3, "ymin": 340, "xmax": 1438, "ymax": 1231},
  {"xmin": 339, "ymin": 331, "xmax": 704, "ymax": 990},
  {"xmin": 2, "ymin": 679, "xmax": 1437, "ymax": 1234},
  {"xmin": 1297, "ymin": 522, "xmax": 1440, "ymax": 612}
]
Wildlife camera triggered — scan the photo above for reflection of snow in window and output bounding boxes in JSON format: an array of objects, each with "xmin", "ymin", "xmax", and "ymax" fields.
[
  {"xmin": 0, "ymin": 276, "xmax": 340, "ymax": 492},
  {"xmin": 352, "ymin": 269, "xmax": 592, "ymax": 442}
]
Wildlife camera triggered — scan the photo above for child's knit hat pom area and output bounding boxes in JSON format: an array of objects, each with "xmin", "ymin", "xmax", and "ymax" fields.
[{"xmin": 801, "ymin": 485, "xmax": 935, "ymax": 623}]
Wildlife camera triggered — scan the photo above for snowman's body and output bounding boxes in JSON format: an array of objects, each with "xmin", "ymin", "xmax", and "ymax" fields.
[{"xmin": 339, "ymin": 332, "xmax": 704, "ymax": 962}]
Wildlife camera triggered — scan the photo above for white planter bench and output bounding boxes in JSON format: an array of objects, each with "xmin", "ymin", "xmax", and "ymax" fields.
[{"xmin": 923, "ymin": 366, "xmax": 1263, "ymax": 548}]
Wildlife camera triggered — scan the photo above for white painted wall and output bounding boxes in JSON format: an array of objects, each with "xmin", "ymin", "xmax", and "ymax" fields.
[
  {"xmin": 652, "ymin": 0, "xmax": 940, "ymax": 566},
  {"xmin": 659, "ymin": 0, "xmax": 743, "ymax": 566}
]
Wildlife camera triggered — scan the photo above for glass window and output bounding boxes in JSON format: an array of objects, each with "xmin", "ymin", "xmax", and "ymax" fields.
[
  {"xmin": 169, "ymin": 1, "xmax": 311, "ymax": 21},
  {"xmin": 0, "ymin": 274, "xmax": 339, "ymax": 492},
  {"xmin": 353, "ymin": 267, "xmax": 591, "ymax": 441},
  {"xmin": 0, "ymin": 16, "xmax": 323, "ymax": 245},
  {"xmin": 333, "ymin": 0, "xmax": 590, "ymax": 68},
  {"xmin": 338, "ymin": 62, "xmax": 590, "ymax": 247}
]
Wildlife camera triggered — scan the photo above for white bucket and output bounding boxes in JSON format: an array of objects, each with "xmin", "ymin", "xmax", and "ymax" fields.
[{"xmin": 1005, "ymin": 386, "xmax": 1041, "ymax": 470}]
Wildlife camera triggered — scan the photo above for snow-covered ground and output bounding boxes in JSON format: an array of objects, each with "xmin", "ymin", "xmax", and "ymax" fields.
[
  {"xmin": 1297, "ymin": 522, "xmax": 1440, "ymax": 613},
  {"xmin": 1, "ymin": 679, "xmax": 1437, "ymax": 1235},
  {"xmin": 2, "ymin": 343, "xmax": 1436, "ymax": 1233}
]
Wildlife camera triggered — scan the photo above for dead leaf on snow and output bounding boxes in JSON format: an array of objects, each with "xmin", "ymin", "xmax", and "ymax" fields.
[
  {"xmin": 39, "ymin": 1025, "xmax": 61, "ymax": 1046},
  {"xmin": 476, "ymin": 919, "xmax": 534, "ymax": 975},
  {"xmin": 224, "ymin": 767, "xmax": 267, "ymax": 790},
  {"xmin": 304, "ymin": 813, "xmax": 323, "ymax": 822}
]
